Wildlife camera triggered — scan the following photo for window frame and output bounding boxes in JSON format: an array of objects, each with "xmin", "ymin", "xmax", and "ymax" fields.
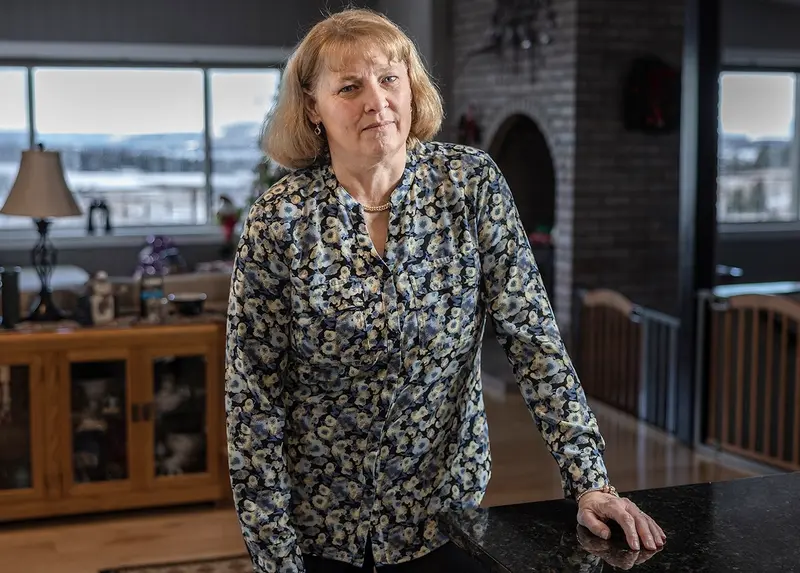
[
  {"xmin": 718, "ymin": 64, "xmax": 800, "ymax": 236},
  {"xmin": 0, "ymin": 41, "xmax": 289, "ymax": 250}
]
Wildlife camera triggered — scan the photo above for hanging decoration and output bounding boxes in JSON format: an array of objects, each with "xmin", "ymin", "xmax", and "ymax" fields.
[
  {"xmin": 457, "ymin": 103, "xmax": 483, "ymax": 147},
  {"xmin": 451, "ymin": 0, "xmax": 558, "ymax": 82},
  {"xmin": 622, "ymin": 56, "xmax": 681, "ymax": 134},
  {"xmin": 469, "ymin": 0, "xmax": 556, "ymax": 60}
]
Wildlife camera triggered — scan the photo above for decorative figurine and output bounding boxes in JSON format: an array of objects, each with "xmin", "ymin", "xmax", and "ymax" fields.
[
  {"xmin": 88, "ymin": 271, "xmax": 115, "ymax": 326},
  {"xmin": 135, "ymin": 235, "xmax": 187, "ymax": 278},
  {"xmin": 87, "ymin": 199, "xmax": 113, "ymax": 235},
  {"xmin": 140, "ymin": 274, "xmax": 165, "ymax": 323},
  {"xmin": 216, "ymin": 195, "xmax": 242, "ymax": 259}
]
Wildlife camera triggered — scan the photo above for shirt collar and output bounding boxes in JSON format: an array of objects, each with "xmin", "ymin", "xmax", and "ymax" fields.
[{"xmin": 319, "ymin": 141, "xmax": 424, "ymax": 210}]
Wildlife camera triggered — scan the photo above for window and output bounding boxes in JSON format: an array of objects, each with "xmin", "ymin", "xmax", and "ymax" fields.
[
  {"xmin": 0, "ymin": 68, "xmax": 29, "ymax": 220},
  {"xmin": 718, "ymin": 71, "xmax": 797, "ymax": 224},
  {"xmin": 0, "ymin": 64, "xmax": 281, "ymax": 231},
  {"xmin": 209, "ymin": 69, "xmax": 281, "ymax": 210},
  {"xmin": 34, "ymin": 67, "xmax": 207, "ymax": 229}
]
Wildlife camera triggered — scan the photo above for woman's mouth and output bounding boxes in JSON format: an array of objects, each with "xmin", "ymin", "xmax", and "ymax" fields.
[{"xmin": 363, "ymin": 121, "xmax": 394, "ymax": 131}]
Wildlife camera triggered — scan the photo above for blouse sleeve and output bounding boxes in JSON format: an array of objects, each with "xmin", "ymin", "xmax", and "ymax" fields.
[
  {"xmin": 225, "ymin": 202, "xmax": 304, "ymax": 573},
  {"xmin": 474, "ymin": 154, "xmax": 611, "ymax": 500}
]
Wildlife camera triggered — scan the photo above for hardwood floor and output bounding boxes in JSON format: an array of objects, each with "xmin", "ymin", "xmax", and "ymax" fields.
[
  {"xmin": 0, "ymin": 391, "xmax": 754, "ymax": 573},
  {"xmin": 483, "ymin": 394, "xmax": 751, "ymax": 507}
]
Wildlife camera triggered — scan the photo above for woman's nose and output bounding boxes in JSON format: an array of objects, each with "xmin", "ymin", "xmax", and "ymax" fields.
[{"xmin": 362, "ymin": 81, "xmax": 388, "ymax": 112}]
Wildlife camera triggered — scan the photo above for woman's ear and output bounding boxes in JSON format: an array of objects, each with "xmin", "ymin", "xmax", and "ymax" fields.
[{"xmin": 304, "ymin": 93, "xmax": 321, "ymax": 125}]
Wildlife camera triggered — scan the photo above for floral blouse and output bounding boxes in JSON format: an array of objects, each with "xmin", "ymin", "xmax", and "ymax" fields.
[{"xmin": 225, "ymin": 141, "xmax": 609, "ymax": 573}]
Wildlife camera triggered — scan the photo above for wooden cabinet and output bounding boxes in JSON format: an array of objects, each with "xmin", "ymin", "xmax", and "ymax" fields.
[
  {"xmin": 0, "ymin": 354, "xmax": 46, "ymax": 508},
  {"xmin": 0, "ymin": 322, "xmax": 228, "ymax": 522}
]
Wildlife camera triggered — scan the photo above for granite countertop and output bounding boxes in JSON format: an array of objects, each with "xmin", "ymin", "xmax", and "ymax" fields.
[{"xmin": 440, "ymin": 472, "xmax": 800, "ymax": 572}]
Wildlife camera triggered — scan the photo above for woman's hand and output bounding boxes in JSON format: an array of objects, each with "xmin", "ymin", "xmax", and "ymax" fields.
[{"xmin": 576, "ymin": 492, "xmax": 666, "ymax": 551}]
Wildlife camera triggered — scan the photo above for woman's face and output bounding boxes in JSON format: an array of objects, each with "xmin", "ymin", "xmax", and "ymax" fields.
[{"xmin": 307, "ymin": 49, "xmax": 412, "ymax": 164}]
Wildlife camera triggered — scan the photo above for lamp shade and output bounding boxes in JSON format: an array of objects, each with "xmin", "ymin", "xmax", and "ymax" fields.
[{"xmin": 0, "ymin": 148, "xmax": 83, "ymax": 219}]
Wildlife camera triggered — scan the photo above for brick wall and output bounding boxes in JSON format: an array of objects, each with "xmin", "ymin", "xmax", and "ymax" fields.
[
  {"xmin": 450, "ymin": 0, "xmax": 685, "ymax": 334},
  {"xmin": 451, "ymin": 0, "xmax": 580, "ymax": 328},
  {"xmin": 573, "ymin": 0, "xmax": 684, "ymax": 314}
]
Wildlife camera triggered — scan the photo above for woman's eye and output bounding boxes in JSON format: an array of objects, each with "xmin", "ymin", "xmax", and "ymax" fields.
[
  {"xmin": 384, "ymin": 75, "xmax": 398, "ymax": 83},
  {"xmin": 339, "ymin": 85, "xmax": 356, "ymax": 94}
]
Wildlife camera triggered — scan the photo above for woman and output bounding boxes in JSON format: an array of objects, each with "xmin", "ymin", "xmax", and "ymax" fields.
[{"xmin": 225, "ymin": 7, "xmax": 665, "ymax": 573}]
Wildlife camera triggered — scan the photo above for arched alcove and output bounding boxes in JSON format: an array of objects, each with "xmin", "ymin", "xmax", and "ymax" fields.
[
  {"xmin": 485, "ymin": 113, "xmax": 557, "ymax": 302},
  {"xmin": 487, "ymin": 113, "xmax": 556, "ymax": 235},
  {"xmin": 479, "ymin": 111, "xmax": 560, "ymax": 385}
]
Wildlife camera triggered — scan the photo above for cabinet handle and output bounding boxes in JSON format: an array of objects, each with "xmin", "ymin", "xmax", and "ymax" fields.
[
  {"xmin": 132, "ymin": 403, "xmax": 141, "ymax": 422},
  {"xmin": 142, "ymin": 402, "xmax": 153, "ymax": 421}
]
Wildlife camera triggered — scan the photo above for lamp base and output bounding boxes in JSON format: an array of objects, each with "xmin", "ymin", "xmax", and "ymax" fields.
[
  {"xmin": 23, "ymin": 218, "xmax": 66, "ymax": 323},
  {"xmin": 26, "ymin": 289, "xmax": 65, "ymax": 322}
]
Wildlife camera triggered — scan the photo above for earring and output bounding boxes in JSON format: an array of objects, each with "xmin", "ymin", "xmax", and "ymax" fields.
[{"xmin": 314, "ymin": 123, "xmax": 322, "ymax": 136}]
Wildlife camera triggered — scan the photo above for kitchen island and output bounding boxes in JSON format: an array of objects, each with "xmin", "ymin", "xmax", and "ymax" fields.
[{"xmin": 440, "ymin": 472, "xmax": 800, "ymax": 572}]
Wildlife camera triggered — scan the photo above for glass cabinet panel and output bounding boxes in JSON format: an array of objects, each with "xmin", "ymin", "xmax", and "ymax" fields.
[
  {"xmin": 153, "ymin": 355, "xmax": 208, "ymax": 477},
  {"xmin": 69, "ymin": 360, "xmax": 128, "ymax": 484},
  {"xmin": 0, "ymin": 365, "xmax": 32, "ymax": 491}
]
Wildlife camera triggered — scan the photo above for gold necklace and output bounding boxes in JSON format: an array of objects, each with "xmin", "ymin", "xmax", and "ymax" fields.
[{"xmin": 362, "ymin": 202, "xmax": 391, "ymax": 213}]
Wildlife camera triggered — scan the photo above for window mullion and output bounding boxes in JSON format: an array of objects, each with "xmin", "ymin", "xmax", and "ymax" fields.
[
  {"xmin": 203, "ymin": 67, "xmax": 214, "ymax": 226},
  {"xmin": 26, "ymin": 67, "xmax": 35, "ymax": 148},
  {"xmin": 794, "ymin": 73, "xmax": 800, "ymax": 222}
]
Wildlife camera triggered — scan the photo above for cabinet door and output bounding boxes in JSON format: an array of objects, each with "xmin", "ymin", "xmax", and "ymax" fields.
[
  {"xmin": 59, "ymin": 349, "xmax": 140, "ymax": 497},
  {"xmin": 143, "ymin": 342, "xmax": 222, "ymax": 493},
  {"xmin": 0, "ymin": 356, "xmax": 46, "ymax": 505}
]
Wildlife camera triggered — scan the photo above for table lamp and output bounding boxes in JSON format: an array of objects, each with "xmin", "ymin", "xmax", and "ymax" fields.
[{"xmin": 0, "ymin": 144, "xmax": 83, "ymax": 321}]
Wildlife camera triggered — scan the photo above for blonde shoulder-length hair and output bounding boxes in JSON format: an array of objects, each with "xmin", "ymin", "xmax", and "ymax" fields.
[{"xmin": 263, "ymin": 7, "xmax": 444, "ymax": 170}]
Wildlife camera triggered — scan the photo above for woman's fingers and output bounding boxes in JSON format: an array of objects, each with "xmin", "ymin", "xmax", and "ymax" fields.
[
  {"xmin": 578, "ymin": 495, "xmax": 667, "ymax": 552},
  {"xmin": 602, "ymin": 500, "xmax": 641, "ymax": 550},
  {"xmin": 577, "ymin": 508, "xmax": 612, "ymax": 540}
]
